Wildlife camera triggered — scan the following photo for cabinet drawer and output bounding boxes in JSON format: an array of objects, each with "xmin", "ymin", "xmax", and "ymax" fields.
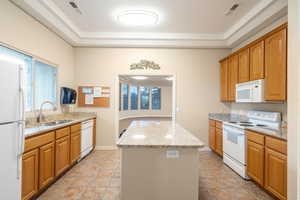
[
  {"xmin": 209, "ymin": 120, "xmax": 216, "ymax": 127},
  {"xmin": 70, "ymin": 123, "xmax": 81, "ymax": 133},
  {"xmin": 246, "ymin": 130, "xmax": 265, "ymax": 145},
  {"xmin": 266, "ymin": 136, "xmax": 287, "ymax": 155},
  {"xmin": 56, "ymin": 127, "xmax": 70, "ymax": 139},
  {"xmin": 25, "ymin": 131, "xmax": 55, "ymax": 152},
  {"xmin": 216, "ymin": 121, "xmax": 223, "ymax": 129}
]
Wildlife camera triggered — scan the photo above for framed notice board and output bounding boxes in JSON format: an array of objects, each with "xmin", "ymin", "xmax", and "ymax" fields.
[{"xmin": 78, "ymin": 86, "xmax": 110, "ymax": 107}]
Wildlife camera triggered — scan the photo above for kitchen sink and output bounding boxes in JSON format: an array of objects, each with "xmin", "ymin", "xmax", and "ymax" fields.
[{"xmin": 41, "ymin": 120, "xmax": 74, "ymax": 126}]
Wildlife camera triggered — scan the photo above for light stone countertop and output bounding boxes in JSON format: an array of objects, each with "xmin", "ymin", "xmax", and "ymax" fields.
[
  {"xmin": 209, "ymin": 113, "xmax": 287, "ymax": 141},
  {"xmin": 117, "ymin": 120, "xmax": 205, "ymax": 148},
  {"xmin": 25, "ymin": 112, "xmax": 97, "ymax": 138}
]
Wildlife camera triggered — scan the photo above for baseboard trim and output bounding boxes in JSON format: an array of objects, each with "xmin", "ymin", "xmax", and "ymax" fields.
[{"xmin": 95, "ymin": 146, "xmax": 118, "ymax": 150}]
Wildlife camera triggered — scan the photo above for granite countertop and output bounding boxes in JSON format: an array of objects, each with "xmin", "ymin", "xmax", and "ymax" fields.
[
  {"xmin": 25, "ymin": 112, "xmax": 97, "ymax": 138},
  {"xmin": 117, "ymin": 120, "xmax": 205, "ymax": 148},
  {"xmin": 209, "ymin": 113, "xmax": 287, "ymax": 141}
]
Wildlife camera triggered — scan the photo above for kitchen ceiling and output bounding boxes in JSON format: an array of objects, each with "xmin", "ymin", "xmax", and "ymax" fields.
[{"xmin": 11, "ymin": 0, "xmax": 287, "ymax": 47}]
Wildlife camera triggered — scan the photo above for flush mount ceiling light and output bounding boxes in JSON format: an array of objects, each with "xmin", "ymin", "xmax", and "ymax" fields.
[
  {"xmin": 117, "ymin": 10, "xmax": 159, "ymax": 26},
  {"xmin": 132, "ymin": 76, "xmax": 148, "ymax": 80}
]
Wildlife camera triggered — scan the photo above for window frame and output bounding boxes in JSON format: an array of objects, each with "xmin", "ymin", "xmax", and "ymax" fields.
[{"xmin": 151, "ymin": 87, "xmax": 161, "ymax": 110}]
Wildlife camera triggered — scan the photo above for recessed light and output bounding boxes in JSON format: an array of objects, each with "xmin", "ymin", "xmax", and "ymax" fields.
[
  {"xmin": 132, "ymin": 76, "xmax": 148, "ymax": 80},
  {"xmin": 117, "ymin": 10, "xmax": 159, "ymax": 26}
]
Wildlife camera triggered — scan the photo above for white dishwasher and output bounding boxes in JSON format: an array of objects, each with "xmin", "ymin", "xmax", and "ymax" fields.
[{"xmin": 81, "ymin": 120, "xmax": 94, "ymax": 159}]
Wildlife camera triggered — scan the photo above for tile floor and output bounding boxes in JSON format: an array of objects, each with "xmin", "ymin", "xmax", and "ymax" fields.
[{"xmin": 38, "ymin": 150, "xmax": 274, "ymax": 200}]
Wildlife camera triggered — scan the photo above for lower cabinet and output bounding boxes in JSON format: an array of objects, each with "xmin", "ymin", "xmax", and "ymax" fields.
[
  {"xmin": 247, "ymin": 140, "xmax": 264, "ymax": 186},
  {"xmin": 209, "ymin": 125, "xmax": 216, "ymax": 151},
  {"xmin": 215, "ymin": 128, "xmax": 223, "ymax": 156},
  {"xmin": 55, "ymin": 135, "xmax": 70, "ymax": 176},
  {"xmin": 22, "ymin": 149, "xmax": 39, "ymax": 200},
  {"xmin": 39, "ymin": 142, "xmax": 55, "ymax": 189},
  {"xmin": 265, "ymin": 148, "xmax": 287, "ymax": 200},
  {"xmin": 246, "ymin": 130, "xmax": 287, "ymax": 200},
  {"xmin": 70, "ymin": 132, "xmax": 81, "ymax": 163}
]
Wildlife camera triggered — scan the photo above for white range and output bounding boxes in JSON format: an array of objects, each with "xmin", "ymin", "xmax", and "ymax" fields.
[{"xmin": 222, "ymin": 111, "xmax": 281, "ymax": 179}]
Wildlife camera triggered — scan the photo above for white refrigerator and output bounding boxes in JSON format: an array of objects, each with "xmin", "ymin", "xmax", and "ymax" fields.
[{"xmin": 0, "ymin": 57, "xmax": 25, "ymax": 200}]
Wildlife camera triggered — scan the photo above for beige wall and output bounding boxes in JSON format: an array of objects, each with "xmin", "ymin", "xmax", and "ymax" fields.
[
  {"xmin": 229, "ymin": 15, "xmax": 288, "ymax": 121},
  {"xmin": 119, "ymin": 85, "xmax": 172, "ymax": 119},
  {"xmin": 74, "ymin": 48, "xmax": 230, "ymax": 147},
  {"xmin": 287, "ymin": 0, "xmax": 299, "ymax": 199},
  {"xmin": 0, "ymin": 1, "xmax": 75, "ymax": 115}
]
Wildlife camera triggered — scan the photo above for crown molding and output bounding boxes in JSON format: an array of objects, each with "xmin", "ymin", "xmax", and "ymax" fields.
[{"xmin": 10, "ymin": 0, "xmax": 288, "ymax": 48}]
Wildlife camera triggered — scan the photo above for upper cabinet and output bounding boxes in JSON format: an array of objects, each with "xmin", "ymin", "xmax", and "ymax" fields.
[
  {"xmin": 228, "ymin": 55, "xmax": 239, "ymax": 101},
  {"xmin": 250, "ymin": 41, "xmax": 265, "ymax": 80},
  {"xmin": 219, "ymin": 23, "xmax": 287, "ymax": 102},
  {"xmin": 238, "ymin": 48, "xmax": 250, "ymax": 83},
  {"xmin": 220, "ymin": 59, "xmax": 229, "ymax": 101},
  {"xmin": 265, "ymin": 29, "xmax": 287, "ymax": 101}
]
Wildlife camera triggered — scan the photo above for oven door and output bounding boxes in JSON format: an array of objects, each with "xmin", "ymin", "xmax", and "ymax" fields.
[
  {"xmin": 236, "ymin": 83, "xmax": 252, "ymax": 103},
  {"xmin": 223, "ymin": 125, "xmax": 246, "ymax": 165}
]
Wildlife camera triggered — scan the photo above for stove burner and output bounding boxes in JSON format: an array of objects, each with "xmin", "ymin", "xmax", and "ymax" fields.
[
  {"xmin": 256, "ymin": 124, "xmax": 267, "ymax": 127},
  {"xmin": 229, "ymin": 121, "xmax": 238, "ymax": 123},
  {"xmin": 239, "ymin": 124, "xmax": 254, "ymax": 127},
  {"xmin": 239, "ymin": 121, "xmax": 252, "ymax": 124}
]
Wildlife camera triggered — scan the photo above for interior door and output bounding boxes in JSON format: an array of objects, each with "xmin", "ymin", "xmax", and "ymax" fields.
[
  {"xmin": 0, "ymin": 59, "xmax": 22, "ymax": 123},
  {"xmin": 0, "ymin": 123, "xmax": 22, "ymax": 200}
]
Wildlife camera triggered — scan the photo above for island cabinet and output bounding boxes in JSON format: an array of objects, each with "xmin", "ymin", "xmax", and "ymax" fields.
[
  {"xmin": 265, "ymin": 28, "xmax": 287, "ymax": 101},
  {"xmin": 238, "ymin": 48, "xmax": 250, "ymax": 83},
  {"xmin": 246, "ymin": 130, "xmax": 287, "ymax": 200},
  {"xmin": 249, "ymin": 41, "xmax": 265, "ymax": 81},
  {"xmin": 208, "ymin": 119, "xmax": 223, "ymax": 157}
]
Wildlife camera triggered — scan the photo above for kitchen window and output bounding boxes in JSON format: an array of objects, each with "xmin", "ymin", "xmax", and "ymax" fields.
[
  {"xmin": 130, "ymin": 86, "xmax": 139, "ymax": 110},
  {"xmin": 140, "ymin": 87, "xmax": 150, "ymax": 110},
  {"xmin": 0, "ymin": 45, "xmax": 58, "ymax": 112},
  {"xmin": 122, "ymin": 84, "xmax": 129, "ymax": 110}
]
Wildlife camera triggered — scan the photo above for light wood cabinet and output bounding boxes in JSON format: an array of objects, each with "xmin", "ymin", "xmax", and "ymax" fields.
[
  {"xmin": 209, "ymin": 125, "xmax": 216, "ymax": 151},
  {"xmin": 39, "ymin": 142, "xmax": 55, "ymax": 190},
  {"xmin": 215, "ymin": 128, "xmax": 223, "ymax": 156},
  {"xmin": 22, "ymin": 149, "xmax": 39, "ymax": 200},
  {"xmin": 220, "ymin": 59, "xmax": 229, "ymax": 101},
  {"xmin": 93, "ymin": 118, "xmax": 96, "ymax": 148},
  {"xmin": 265, "ymin": 29, "xmax": 287, "ymax": 101},
  {"xmin": 70, "ymin": 132, "xmax": 81, "ymax": 163},
  {"xmin": 247, "ymin": 140, "xmax": 264, "ymax": 186},
  {"xmin": 250, "ymin": 41, "xmax": 264, "ymax": 80},
  {"xmin": 246, "ymin": 130, "xmax": 287, "ymax": 200},
  {"xmin": 265, "ymin": 148, "xmax": 287, "ymax": 200},
  {"xmin": 238, "ymin": 48, "xmax": 250, "ymax": 83},
  {"xmin": 55, "ymin": 136, "xmax": 70, "ymax": 176},
  {"xmin": 228, "ymin": 55, "xmax": 238, "ymax": 101}
]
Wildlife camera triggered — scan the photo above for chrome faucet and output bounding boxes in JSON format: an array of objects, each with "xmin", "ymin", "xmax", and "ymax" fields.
[{"xmin": 37, "ymin": 101, "xmax": 57, "ymax": 123}]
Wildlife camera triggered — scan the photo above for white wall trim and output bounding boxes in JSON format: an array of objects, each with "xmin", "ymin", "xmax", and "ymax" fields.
[
  {"xmin": 11, "ymin": 0, "xmax": 287, "ymax": 48},
  {"xmin": 95, "ymin": 146, "xmax": 118, "ymax": 150}
]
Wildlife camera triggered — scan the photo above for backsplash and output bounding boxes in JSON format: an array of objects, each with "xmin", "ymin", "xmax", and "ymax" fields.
[{"xmin": 229, "ymin": 102, "xmax": 287, "ymax": 121}]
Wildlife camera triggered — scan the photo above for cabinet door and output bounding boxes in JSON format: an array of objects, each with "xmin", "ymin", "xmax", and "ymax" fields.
[
  {"xmin": 247, "ymin": 140, "xmax": 264, "ymax": 186},
  {"xmin": 238, "ymin": 48, "xmax": 250, "ymax": 83},
  {"xmin": 22, "ymin": 149, "xmax": 39, "ymax": 200},
  {"xmin": 39, "ymin": 142, "xmax": 55, "ymax": 189},
  {"xmin": 93, "ymin": 119, "xmax": 96, "ymax": 148},
  {"xmin": 265, "ymin": 148, "xmax": 287, "ymax": 200},
  {"xmin": 70, "ymin": 132, "xmax": 81, "ymax": 163},
  {"xmin": 250, "ymin": 41, "xmax": 264, "ymax": 80},
  {"xmin": 220, "ymin": 59, "xmax": 229, "ymax": 101},
  {"xmin": 209, "ymin": 125, "xmax": 216, "ymax": 151},
  {"xmin": 215, "ymin": 128, "xmax": 223, "ymax": 156},
  {"xmin": 265, "ymin": 29, "xmax": 287, "ymax": 101},
  {"xmin": 228, "ymin": 55, "xmax": 238, "ymax": 101},
  {"xmin": 55, "ymin": 136, "xmax": 70, "ymax": 176}
]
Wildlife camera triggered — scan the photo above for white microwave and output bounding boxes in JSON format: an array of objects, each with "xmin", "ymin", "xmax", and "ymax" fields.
[{"xmin": 236, "ymin": 79, "xmax": 264, "ymax": 103}]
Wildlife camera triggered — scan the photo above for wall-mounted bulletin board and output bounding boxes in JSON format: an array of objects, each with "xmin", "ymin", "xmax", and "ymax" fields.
[{"xmin": 78, "ymin": 86, "xmax": 110, "ymax": 107}]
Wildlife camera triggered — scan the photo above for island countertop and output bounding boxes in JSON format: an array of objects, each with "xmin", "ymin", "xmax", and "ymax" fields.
[{"xmin": 117, "ymin": 120, "xmax": 204, "ymax": 148}]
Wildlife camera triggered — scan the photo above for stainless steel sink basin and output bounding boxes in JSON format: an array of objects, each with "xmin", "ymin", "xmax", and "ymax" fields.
[{"xmin": 41, "ymin": 120, "xmax": 73, "ymax": 126}]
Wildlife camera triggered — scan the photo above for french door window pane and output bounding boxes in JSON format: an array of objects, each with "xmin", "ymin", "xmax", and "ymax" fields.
[
  {"xmin": 152, "ymin": 87, "xmax": 161, "ymax": 110},
  {"xmin": 122, "ymin": 84, "xmax": 129, "ymax": 110},
  {"xmin": 130, "ymin": 86, "xmax": 139, "ymax": 110},
  {"xmin": 34, "ymin": 61, "xmax": 57, "ymax": 110},
  {"xmin": 140, "ymin": 87, "xmax": 150, "ymax": 109}
]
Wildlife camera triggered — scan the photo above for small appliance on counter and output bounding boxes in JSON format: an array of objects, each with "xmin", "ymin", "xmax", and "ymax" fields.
[
  {"xmin": 60, "ymin": 87, "xmax": 77, "ymax": 104},
  {"xmin": 222, "ymin": 110, "xmax": 281, "ymax": 179}
]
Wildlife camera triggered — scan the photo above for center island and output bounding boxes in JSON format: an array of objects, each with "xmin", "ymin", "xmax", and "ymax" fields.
[{"xmin": 117, "ymin": 120, "xmax": 204, "ymax": 200}]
